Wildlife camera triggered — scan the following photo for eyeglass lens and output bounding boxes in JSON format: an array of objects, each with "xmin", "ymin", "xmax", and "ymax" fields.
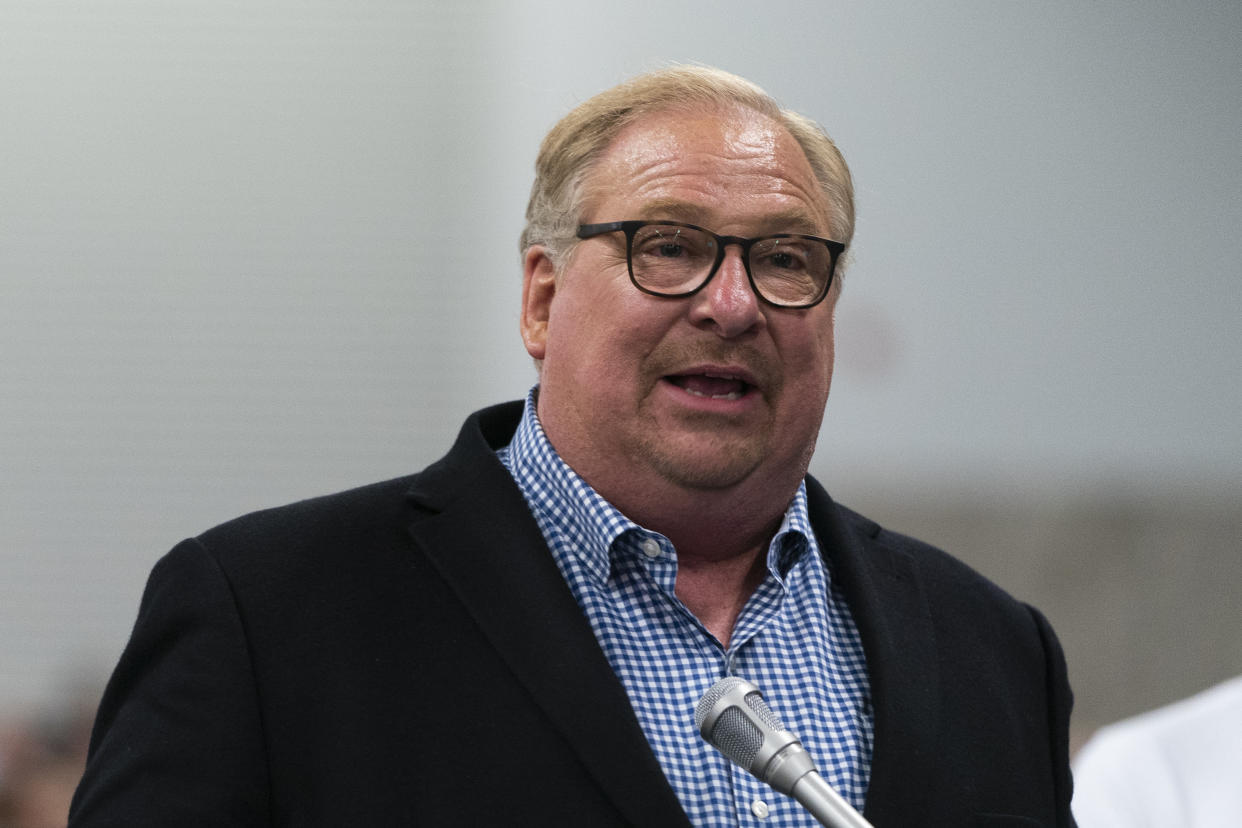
[{"xmin": 629, "ymin": 224, "xmax": 831, "ymax": 306}]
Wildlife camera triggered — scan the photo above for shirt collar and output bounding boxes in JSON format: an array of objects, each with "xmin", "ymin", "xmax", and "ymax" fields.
[{"xmin": 503, "ymin": 388, "xmax": 817, "ymax": 587}]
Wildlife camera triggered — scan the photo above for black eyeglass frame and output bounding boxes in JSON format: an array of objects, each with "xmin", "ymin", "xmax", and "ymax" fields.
[{"xmin": 576, "ymin": 219, "xmax": 845, "ymax": 309}]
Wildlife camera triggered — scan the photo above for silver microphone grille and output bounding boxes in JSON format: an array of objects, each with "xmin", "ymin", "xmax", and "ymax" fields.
[
  {"xmin": 695, "ymin": 676, "xmax": 789, "ymax": 769},
  {"xmin": 741, "ymin": 687, "xmax": 785, "ymax": 731},
  {"xmin": 694, "ymin": 676, "xmax": 748, "ymax": 728},
  {"xmin": 711, "ymin": 706, "xmax": 764, "ymax": 767}
]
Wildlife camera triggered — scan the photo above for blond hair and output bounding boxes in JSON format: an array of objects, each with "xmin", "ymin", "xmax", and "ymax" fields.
[{"xmin": 520, "ymin": 65, "xmax": 854, "ymax": 272}]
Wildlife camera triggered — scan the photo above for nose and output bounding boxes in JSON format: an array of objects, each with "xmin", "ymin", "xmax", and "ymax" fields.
[{"xmin": 687, "ymin": 244, "xmax": 764, "ymax": 338}]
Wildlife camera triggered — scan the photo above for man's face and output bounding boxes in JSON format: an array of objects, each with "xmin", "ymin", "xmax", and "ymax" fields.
[{"xmin": 521, "ymin": 105, "xmax": 840, "ymax": 502}]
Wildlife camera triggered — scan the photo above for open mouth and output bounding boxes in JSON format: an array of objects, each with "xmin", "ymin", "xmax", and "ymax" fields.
[{"xmin": 665, "ymin": 372, "xmax": 755, "ymax": 401}]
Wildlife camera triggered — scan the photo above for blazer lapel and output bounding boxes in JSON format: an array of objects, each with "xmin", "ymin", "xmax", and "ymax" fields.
[
  {"xmin": 405, "ymin": 404, "xmax": 691, "ymax": 828},
  {"xmin": 808, "ymin": 479, "xmax": 941, "ymax": 826}
]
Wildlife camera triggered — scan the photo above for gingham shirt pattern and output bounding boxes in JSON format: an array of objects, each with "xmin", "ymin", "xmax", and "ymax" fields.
[{"xmin": 498, "ymin": 392, "xmax": 873, "ymax": 826}]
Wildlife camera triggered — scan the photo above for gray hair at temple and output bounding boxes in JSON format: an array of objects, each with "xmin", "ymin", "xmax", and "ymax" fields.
[{"xmin": 519, "ymin": 64, "xmax": 855, "ymax": 276}]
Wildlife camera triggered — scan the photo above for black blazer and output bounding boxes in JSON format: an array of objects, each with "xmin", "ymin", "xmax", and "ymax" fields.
[{"xmin": 71, "ymin": 402, "xmax": 1074, "ymax": 827}]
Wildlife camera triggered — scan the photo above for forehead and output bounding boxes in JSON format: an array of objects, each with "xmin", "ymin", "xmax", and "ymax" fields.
[{"xmin": 582, "ymin": 105, "xmax": 831, "ymax": 235}]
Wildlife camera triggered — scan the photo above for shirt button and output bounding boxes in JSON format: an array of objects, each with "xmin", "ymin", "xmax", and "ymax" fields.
[
  {"xmin": 750, "ymin": 798, "xmax": 770, "ymax": 819},
  {"xmin": 640, "ymin": 538, "xmax": 662, "ymax": 559}
]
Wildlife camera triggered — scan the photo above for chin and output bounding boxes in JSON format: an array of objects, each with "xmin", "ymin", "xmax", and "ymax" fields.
[{"xmin": 643, "ymin": 439, "xmax": 767, "ymax": 492}]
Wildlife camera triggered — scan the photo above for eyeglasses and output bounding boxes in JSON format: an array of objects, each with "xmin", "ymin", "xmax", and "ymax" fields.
[{"xmin": 576, "ymin": 220, "xmax": 844, "ymax": 309}]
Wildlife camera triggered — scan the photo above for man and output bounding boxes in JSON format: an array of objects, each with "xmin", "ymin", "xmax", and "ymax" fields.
[{"xmin": 71, "ymin": 66, "xmax": 1075, "ymax": 826}]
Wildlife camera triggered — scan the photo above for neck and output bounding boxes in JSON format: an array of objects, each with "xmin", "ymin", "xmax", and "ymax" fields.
[
  {"xmin": 675, "ymin": 539, "xmax": 769, "ymax": 648},
  {"xmin": 616, "ymin": 484, "xmax": 793, "ymax": 649}
]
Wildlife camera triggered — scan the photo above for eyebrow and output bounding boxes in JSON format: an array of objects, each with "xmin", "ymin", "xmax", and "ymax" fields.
[{"xmin": 633, "ymin": 199, "xmax": 826, "ymax": 236}]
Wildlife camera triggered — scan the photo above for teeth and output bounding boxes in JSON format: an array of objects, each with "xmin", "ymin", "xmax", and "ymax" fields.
[{"xmin": 682, "ymin": 387, "xmax": 744, "ymax": 401}]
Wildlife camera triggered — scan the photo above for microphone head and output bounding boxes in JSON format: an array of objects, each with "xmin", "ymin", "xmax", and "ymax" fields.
[
  {"xmin": 696, "ymin": 677, "xmax": 867, "ymax": 826},
  {"xmin": 694, "ymin": 676, "xmax": 785, "ymax": 769}
]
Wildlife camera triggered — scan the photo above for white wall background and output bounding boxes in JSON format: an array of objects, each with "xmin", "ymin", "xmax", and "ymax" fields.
[{"xmin": 2, "ymin": 0, "xmax": 1240, "ymax": 730}]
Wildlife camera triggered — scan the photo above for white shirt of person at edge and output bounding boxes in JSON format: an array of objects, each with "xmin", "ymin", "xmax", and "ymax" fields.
[{"xmin": 1071, "ymin": 674, "xmax": 1242, "ymax": 828}]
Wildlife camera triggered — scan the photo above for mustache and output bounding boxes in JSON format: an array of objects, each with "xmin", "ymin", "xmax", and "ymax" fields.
[{"xmin": 644, "ymin": 343, "xmax": 778, "ymax": 388}]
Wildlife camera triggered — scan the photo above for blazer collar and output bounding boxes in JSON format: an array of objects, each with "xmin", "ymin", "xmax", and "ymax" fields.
[
  {"xmin": 405, "ymin": 402, "xmax": 692, "ymax": 828},
  {"xmin": 806, "ymin": 477, "xmax": 942, "ymax": 825}
]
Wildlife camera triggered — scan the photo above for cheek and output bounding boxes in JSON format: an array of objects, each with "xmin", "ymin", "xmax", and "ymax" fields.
[
  {"xmin": 778, "ymin": 314, "xmax": 837, "ymax": 384},
  {"xmin": 543, "ymin": 277, "xmax": 648, "ymax": 382}
]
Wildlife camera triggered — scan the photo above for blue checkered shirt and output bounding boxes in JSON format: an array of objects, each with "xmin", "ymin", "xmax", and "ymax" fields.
[{"xmin": 497, "ymin": 391, "xmax": 873, "ymax": 826}]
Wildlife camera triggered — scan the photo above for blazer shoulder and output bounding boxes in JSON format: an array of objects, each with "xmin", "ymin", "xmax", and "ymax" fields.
[
  {"xmin": 198, "ymin": 474, "xmax": 421, "ymax": 554},
  {"xmin": 829, "ymin": 499, "xmax": 1001, "ymax": 590},
  {"xmin": 814, "ymin": 488, "xmax": 1041, "ymax": 630}
]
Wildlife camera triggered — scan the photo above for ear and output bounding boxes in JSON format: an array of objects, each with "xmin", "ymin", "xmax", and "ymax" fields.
[{"xmin": 520, "ymin": 245, "xmax": 557, "ymax": 361}]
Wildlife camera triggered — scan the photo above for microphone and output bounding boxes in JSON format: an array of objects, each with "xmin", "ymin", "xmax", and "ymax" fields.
[{"xmin": 695, "ymin": 676, "xmax": 874, "ymax": 828}]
